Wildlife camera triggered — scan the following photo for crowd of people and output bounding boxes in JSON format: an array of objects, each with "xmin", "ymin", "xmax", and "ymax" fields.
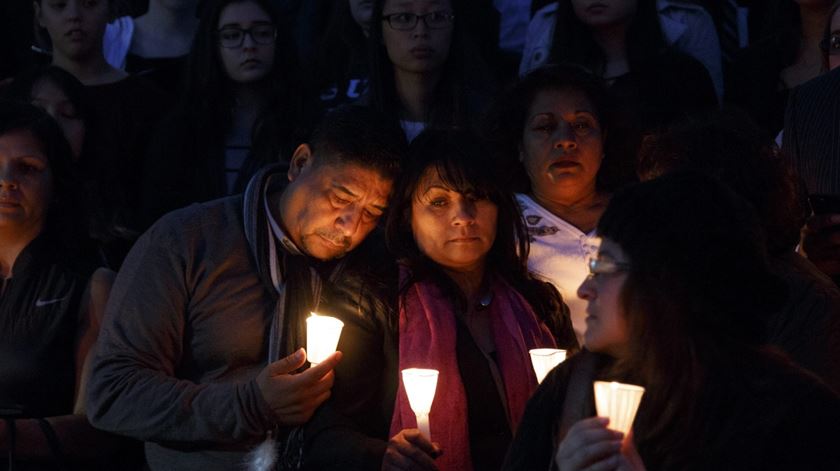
[{"xmin": 1, "ymin": 0, "xmax": 840, "ymax": 470}]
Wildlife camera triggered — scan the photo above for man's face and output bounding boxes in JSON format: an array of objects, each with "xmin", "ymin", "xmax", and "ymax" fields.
[{"xmin": 277, "ymin": 145, "xmax": 392, "ymax": 261}]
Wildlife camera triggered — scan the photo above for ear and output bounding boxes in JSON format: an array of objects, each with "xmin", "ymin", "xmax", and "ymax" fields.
[
  {"xmin": 33, "ymin": 1, "xmax": 44, "ymax": 28},
  {"xmin": 287, "ymin": 143, "xmax": 314, "ymax": 182}
]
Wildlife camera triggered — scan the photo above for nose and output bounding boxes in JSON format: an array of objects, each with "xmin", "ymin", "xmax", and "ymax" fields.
[
  {"xmin": 242, "ymin": 31, "xmax": 257, "ymax": 50},
  {"xmin": 553, "ymin": 123, "xmax": 577, "ymax": 152},
  {"xmin": 452, "ymin": 199, "xmax": 477, "ymax": 226},
  {"xmin": 0, "ymin": 164, "xmax": 19, "ymax": 190},
  {"xmin": 335, "ymin": 205, "xmax": 363, "ymax": 236},
  {"xmin": 65, "ymin": 0, "xmax": 81, "ymax": 18},
  {"xmin": 412, "ymin": 17, "xmax": 430, "ymax": 38},
  {"xmin": 577, "ymin": 275, "xmax": 596, "ymax": 301}
]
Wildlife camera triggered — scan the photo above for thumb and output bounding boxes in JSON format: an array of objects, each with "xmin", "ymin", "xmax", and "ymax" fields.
[{"xmin": 267, "ymin": 348, "xmax": 307, "ymax": 376}]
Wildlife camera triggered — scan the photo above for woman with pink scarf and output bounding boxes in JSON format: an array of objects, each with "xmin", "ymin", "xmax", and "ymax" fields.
[{"xmin": 378, "ymin": 130, "xmax": 578, "ymax": 471}]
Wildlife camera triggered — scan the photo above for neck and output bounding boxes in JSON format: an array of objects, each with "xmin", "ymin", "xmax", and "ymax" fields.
[
  {"xmin": 444, "ymin": 263, "xmax": 486, "ymax": 301},
  {"xmin": 591, "ymin": 23, "xmax": 630, "ymax": 77},
  {"xmin": 135, "ymin": 0, "xmax": 199, "ymax": 56},
  {"xmin": 531, "ymin": 186, "xmax": 606, "ymax": 232},
  {"xmin": 393, "ymin": 67, "xmax": 441, "ymax": 122},
  {"xmin": 0, "ymin": 230, "xmax": 39, "ymax": 279},
  {"xmin": 53, "ymin": 50, "xmax": 121, "ymax": 86},
  {"xmin": 231, "ymin": 85, "xmax": 265, "ymax": 132}
]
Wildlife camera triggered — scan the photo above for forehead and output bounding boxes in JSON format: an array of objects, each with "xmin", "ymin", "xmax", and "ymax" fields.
[
  {"xmin": 0, "ymin": 129, "xmax": 48, "ymax": 161},
  {"xmin": 218, "ymin": 1, "xmax": 271, "ymax": 26},
  {"xmin": 384, "ymin": 0, "xmax": 450, "ymax": 10},
  {"xmin": 528, "ymin": 88, "xmax": 596, "ymax": 117},
  {"xmin": 316, "ymin": 161, "xmax": 392, "ymax": 193},
  {"xmin": 598, "ymin": 237, "xmax": 627, "ymax": 260}
]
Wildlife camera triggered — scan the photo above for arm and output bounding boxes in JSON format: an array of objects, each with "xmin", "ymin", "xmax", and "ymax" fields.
[
  {"xmin": 85, "ymin": 222, "xmax": 277, "ymax": 443},
  {"xmin": 0, "ymin": 268, "xmax": 132, "ymax": 462}
]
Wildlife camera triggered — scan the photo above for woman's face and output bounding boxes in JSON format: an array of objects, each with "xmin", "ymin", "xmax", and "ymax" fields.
[
  {"xmin": 349, "ymin": 0, "xmax": 374, "ymax": 34},
  {"xmin": 520, "ymin": 88, "xmax": 605, "ymax": 199},
  {"xmin": 571, "ymin": 0, "xmax": 638, "ymax": 28},
  {"xmin": 35, "ymin": 0, "xmax": 110, "ymax": 62},
  {"xmin": 577, "ymin": 237, "xmax": 629, "ymax": 357},
  {"xmin": 0, "ymin": 129, "xmax": 53, "ymax": 237},
  {"xmin": 410, "ymin": 166, "xmax": 498, "ymax": 273},
  {"xmin": 829, "ymin": 7, "xmax": 840, "ymax": 71},
  {"xmin": 30, "ymin": 79, "xmax": 85, "ymax": 160},
  {"xmin": 217, "ymin": 1, "xmax": 276, "ymax": 84},
  {"xmin": 381, "ymin": 0, "xmax": 453, "ymax": 75}
]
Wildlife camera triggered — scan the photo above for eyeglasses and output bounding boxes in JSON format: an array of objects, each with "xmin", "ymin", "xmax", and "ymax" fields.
[
  {"xmin": 819, "ymin": 34, "xmax": 840, "ymax": 55},
  {"xmin": 587, "ymin": 256, "xmax": 631, "ymax": 277},
  {"xmin": 382, "ymin": 11, "xmax": 455, "ymax": 31},
  {"xmin": 216, "ymin": 25, "xmax": 277, "ymax": 48}
]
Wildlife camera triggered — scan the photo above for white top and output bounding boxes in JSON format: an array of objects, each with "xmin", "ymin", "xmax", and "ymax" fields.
[
  {"xmin": 103, "ymin": 16, "xmax": 134, "ymax": 70},
  {"xmin": 494, "ymin": 0, "xmax": 533, "ymax": 54},
  {"xmin": 517, "ymin": 193, "xmax": 598, "ymax": 343}
]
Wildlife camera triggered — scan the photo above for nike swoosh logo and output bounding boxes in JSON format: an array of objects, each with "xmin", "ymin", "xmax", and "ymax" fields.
[{"xmin": 35, "ymin": 297, "xmax": 68, "ymax": 307}]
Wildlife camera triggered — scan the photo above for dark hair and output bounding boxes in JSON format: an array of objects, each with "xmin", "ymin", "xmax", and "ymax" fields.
[
  {"xmin": 597, "ymin": 171, "xmax": 785, "ymax": 450},
  {"xmin": 822, "ymin": 1, "xmax": 840, "ymax": 70},
  {"xmin": 308, "ymin": 0, "xmax": 368, "ymax": 96},
  {"xmin": 637, "ymin": 110, "xmax": 807, "ymax": 254},
  {"xmin": 367, "ymin": 0, "xmax": 491, "ymax": 130},
  {"xmin": 6, "ymin": 66, "xmax": 90, "ymax": 122},
  {"xmin": 310, "ymin": 105, "xmax": 405, "ymax": 182},
  {"xmin": 484, "ymin": 64, "xmax": 618, "ymax": 192},
  {"xmin": 0, "ymin": 100, "xmax": 89, "ymax": 260},
  {"xmin": 179, "ymin": 0, "xmax": 300, "ymax": 163},
  {"xmin": 385, "ymin": 129, "xmax": 564, "ymax": 321},
  {"xmin": 548, "ymin": 0, "xmax": 666, "ymax": 76}
]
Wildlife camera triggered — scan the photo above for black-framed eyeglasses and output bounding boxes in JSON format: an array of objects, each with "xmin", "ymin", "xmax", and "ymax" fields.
[
  {"xmin": 819, "ymin": 34, "xmax": 840, "ymax": 55},
  {"xmin": 587, "ymin": 256, "xmax": 631, "ymax": 277},
  {"xmin": 216, "ymin": 25, "xmax": 277, "ymax": 48},
  {"xmin": 382, "ymin": 11, "xmax": 455, "ymax": 31}
]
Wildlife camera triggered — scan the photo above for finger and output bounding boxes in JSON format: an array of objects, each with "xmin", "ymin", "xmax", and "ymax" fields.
[
  {"xmin": 403, "ymin": 429, "xmax": 442, "ymax": 457},
  {"xmin": 581, "ymin": 454, "xmax": 622, "ymax": 471},
  {"xmin": 807, "ymin": 213, "xmax": 840, "ymax": 231},
  {"xmin": 391, "ymin": 436, "xmax": 439, "ymax": 470},
  {"xmin": 267, "ymin": 348, "xmax": 307, "ymax": 376},
  {"xmin": 300, "ymin": 351, "xmax": 343, "ymax": 383},
  {"xmin": 575, "ymin": 439, "xmax": 623, "ymax": 464},
  {"xmin": 382, "ymin": 447, "xmax": 415, "ymax": 471}
]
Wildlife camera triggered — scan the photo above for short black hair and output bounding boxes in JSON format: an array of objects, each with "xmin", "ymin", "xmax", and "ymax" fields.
[{"xmin": 310, "ymin": 105, "xmax": 405, "ymax": 181}]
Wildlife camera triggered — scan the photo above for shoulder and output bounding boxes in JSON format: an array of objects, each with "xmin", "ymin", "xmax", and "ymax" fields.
[{"xmin": 141, "ymin": 196, "xmax": 245, "ymax": 249}]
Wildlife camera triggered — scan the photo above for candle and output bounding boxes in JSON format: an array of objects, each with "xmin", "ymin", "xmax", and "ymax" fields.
[
  {"xmin": 593, "ymin": 381, "xmax": 645, "ymax": 435},
  {"xmin": 305, "ymin": 313, "xmax": 344, "ymax": 365},
  {"xmin": 529, "ymin": 348, "xmax": 567, "ymax": 383},
  {"xmin": 401, "ymin": 368, "xmax": 439, "ymax": 439}
]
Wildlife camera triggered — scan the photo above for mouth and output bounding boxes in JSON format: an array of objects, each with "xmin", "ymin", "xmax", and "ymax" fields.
[
  {"xmin": 549, "ymin": 160, "xmax": 580, "ymax": 170},
  {"xmin": 410, "ymin": 47, "xmax": 435, "ymax": 59},
  {"xmin": 65, "ymin": 29, "xmax": 86, "ymax": 40},
  {"xmin": 586, "ymin": 3, "xmax": 608, "ymax": 13},
  {"xmin": 318, "ymin": 233, "xmax": 350, "ymax": 249},
  {"xmin": 240, "ymin": 59, "xmax": 263, "ymax": 68},
  {"xmin": 449, "ymin": 236, "xmax": 481, "ymax": 243}
]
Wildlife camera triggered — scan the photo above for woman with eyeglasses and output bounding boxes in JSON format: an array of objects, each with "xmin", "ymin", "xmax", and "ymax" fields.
[
  {"xmin": 368, "ymin": 0, "xmax": 495, "ymax": 142},
  {"xmin": 503, "ymin": 172, "xmax": 840, "ymax": 471},
  {"xmin": 821, "ymin": 0, "xmax": 840, "ymax": 70},
  {"xmin": 137, "ymin": 0, "xmax": 299, "ymax": 229}
]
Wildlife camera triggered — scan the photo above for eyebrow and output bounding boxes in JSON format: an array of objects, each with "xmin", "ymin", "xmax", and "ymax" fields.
[
  {"xmin": 218, "ymin": 20, "xmax": 273, "ymax": 28},
  {"xmin": 333, "ymin": 182, "xmax": 388, "ymax": 212}
]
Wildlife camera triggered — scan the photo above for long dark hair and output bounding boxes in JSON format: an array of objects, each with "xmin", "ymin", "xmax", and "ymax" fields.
[
  {"xmin": 385, "ymin": 129, "xmax": 565, "ymax": 322},
  {"xmin": 597, "ymin": 171, "xmax": 785, "ymax": 460},
  {"xmin": 484, "ymin": 64, "xmax": 619, "ymax": 193},
  {"xmin": 0, "ymin": 100, "xmax": 92, "ymax": 267},
  {"xmin": 308, "ymin": 1, "xmax": 368, "ymax": 95},
  {"xmin": 548, "ymin": 0, "xmax": 667, "ymax": 76},
  {"xmin": 367, "ymin": 0, "xmax": 490, "ymax": 130},
  {"xmin": 179, "ymin": 0, "xmax": 299, "ymax": 163}
]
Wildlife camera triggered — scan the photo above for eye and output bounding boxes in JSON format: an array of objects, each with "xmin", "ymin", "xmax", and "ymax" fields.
[
  {"xmin": 362, "ymin": 209, "xmax": 382, "ymax": 222},
  {"xmin": 391, "ymin": 13, "xmax": 415, "ymax": 25},
  {"xmin": 253, "ymin": 26, "xmax": 275, "ymax": 41},
  {"xmin": 331, "ymin": 193, "xmax": 352, "ymax": 206},
  {"xmin": 50, "ymin": 1, "xmax": 67, "ymax": 9},
  {"xmin": 429, "ymin": 197, "xmax": 448, "ymax": 207},
  {"xmin": 81, "ymin": 0, "xmax": 98, "ymax": 8},
  {"xmin": 219, "ymin": 29, "xmax": 242, "ymax": 41}
]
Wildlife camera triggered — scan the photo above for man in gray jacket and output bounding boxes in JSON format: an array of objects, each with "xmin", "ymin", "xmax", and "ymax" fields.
[{"xmin": 86, "ymin": 106, "xmax": 405, "ymax": 470}]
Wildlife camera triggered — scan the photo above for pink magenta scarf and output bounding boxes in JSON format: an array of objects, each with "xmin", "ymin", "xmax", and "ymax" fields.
[{"xmin": 389, "ymin": 268, "xmax": 557, "ymax": 470}]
